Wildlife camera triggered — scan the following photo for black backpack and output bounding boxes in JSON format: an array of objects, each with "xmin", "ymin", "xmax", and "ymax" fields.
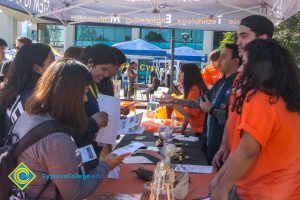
[{"xmin": 0, "ymin": 120, "xmax": 72, "ymax": 200}]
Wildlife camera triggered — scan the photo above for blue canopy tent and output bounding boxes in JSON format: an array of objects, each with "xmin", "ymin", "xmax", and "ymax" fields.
[
  {"xmin": 167, "ymin": 46, "xmax": 207, "ymax": 62},
  {"xmin": 113, "ymin": 39, "xmax": 166, "ymax": 84},
  {"xmin": 112, "ymin": 39, "xmax": 166, "ymax": 57}
]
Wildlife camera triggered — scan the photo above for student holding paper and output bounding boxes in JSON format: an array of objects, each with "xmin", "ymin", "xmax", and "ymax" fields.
[
  {"xmin": 10, "ymin": 59, "xmax": 130, "ymax": 200},
  {"xmin": 79, "ymin": 44, "xmax": 118, "ymax": 155},
  {"xmin": 79, "ymin": 44, "xmax": 129, "ymax": 157}
]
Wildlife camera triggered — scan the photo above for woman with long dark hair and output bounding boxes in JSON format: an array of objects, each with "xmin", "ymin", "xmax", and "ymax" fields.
[
  {"xmin": 210, "ymin": 39, "xmax": 300, "ymax": 200},
  {"xmin": 0, "ymin": 43, "xmax": 54, "ymax": 138},
  {"xmin": 174, "ymin": 63, "xmax": 208, "ymax": 135},
  {"xmin": 9, "ymin": 59, "xmax": 129, "ymax": 199},
  {"xmin": 78, "ymin": 44, "xmax": 120, "ymax": 156}
]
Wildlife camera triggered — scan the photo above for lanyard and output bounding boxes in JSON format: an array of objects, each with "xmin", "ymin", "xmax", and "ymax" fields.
[
  {"xmin": 211, "ymin": 81, "xmax": 226, "ymax": 106},
  {"xmin": 89, "ymin": 83, "xmax": 99, "ymax": 100}
]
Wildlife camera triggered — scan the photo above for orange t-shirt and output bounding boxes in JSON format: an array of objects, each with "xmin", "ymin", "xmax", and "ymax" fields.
[
  {"xmin": 227, "ymin": 73, "xmax": 241, "ymax": 150},
  {"xmin": 201, "ymin": 64, "xmax": 223, "ymax": 87},
  {"xmin": 184, "ymin": 85, "xmax": 205, "ymax": 133},
  {"xmin": 231, "ymin": 91, "xmax": 300, "ymax": 200}
]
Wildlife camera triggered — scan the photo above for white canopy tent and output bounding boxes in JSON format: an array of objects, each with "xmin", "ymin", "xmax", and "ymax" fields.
[
  {"xmin": 1, "ymin": 0, "xmax": 299, "ymax": 91},
  {"xmin": 1, "ymin": 0, "xmax": 300, "ymax": 31}
]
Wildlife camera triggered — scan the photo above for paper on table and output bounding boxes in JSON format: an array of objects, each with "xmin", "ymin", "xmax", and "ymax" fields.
[
  {"xmin": 95, "ymin": 94, "xmax": 120, "ymax": 144},
  {"xmin": 173, "ymin": 164, "xmax": 213, "ymax": 174},
  {"xmin": 107, "ymin": 166, "xmax": 120, "ymax": 179},
  {"xmin": 146, "ymin": 146, "xmax": 160, "ymax": 152},
  {"xmin": 126, "ymin": 126, "xmax": 145, "ymax": 135},
  {"xmin": 112, "ymin": 142, "xmax": 145, "ymax": 156},
  {"xmin": 173, "ymin": 135, "xmax": 199, "ymax": 142},
  {"xmin": 88, "ymin": 193, "xmax": 142, "ymax": 199},
  {"xmin": 122, "ymin": 156, "xmax": 153, "ymax": 164}
]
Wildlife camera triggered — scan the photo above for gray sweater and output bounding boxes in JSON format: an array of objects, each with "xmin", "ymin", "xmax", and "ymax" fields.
[{"xmin": 13, "ymin": 112, "xmax": 109, "ymax": 200}]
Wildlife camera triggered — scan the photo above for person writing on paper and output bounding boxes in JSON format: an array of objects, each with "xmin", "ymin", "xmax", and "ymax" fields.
[
  {"xmin": 11, "ymin": 59, "xmax": 130, "ymax": 200},
  {"xmin": 172, "ymin": 64, "xmax": 207, "ymax": 140}
]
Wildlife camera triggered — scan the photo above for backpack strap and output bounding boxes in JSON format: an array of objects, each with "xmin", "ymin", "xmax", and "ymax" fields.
[
  {"xmin": 13, "ymin": 120, "xmax": 72, "ymax": 157},
  {"xmin": 12, "ymin": 120, "xmax": 72, "ymax": 199},
  {"xmin": 33, "ymin": 179, "xmax": 51, "ymax": 200}
]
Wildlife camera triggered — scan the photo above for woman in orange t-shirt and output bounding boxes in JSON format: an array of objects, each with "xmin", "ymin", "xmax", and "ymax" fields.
[
  {"xmin": 173, "ymin": 63, "xmax": 207, "ymax": 135},
  {"xmin": 210, "ymin": 39, "xmax": 300, "ymax": 200}
]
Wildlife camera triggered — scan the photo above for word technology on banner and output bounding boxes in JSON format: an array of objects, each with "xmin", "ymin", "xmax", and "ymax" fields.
[{"xmin": 70, "ymin": 15, "xmax": 239, "ymax": 27}]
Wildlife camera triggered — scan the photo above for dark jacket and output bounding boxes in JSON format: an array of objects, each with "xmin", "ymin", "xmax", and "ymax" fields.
[
  {"xmin": 204, "ymin": 73, "xmax": 237, "ymax": 159},
  {"xmin": 98, "ymin": 78, "xmax": 114, "ymax": 97},
  {"xmin": 0, "ymin": 85, "xmax": 34, "ymax": 145},
  {"xmin": 74, "ymin": 83, "xmax": 100, "ymax": 148}
]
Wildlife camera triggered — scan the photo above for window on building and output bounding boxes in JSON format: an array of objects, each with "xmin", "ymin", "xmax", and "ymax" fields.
[
  {"xmin": 37, "ymin": 24, "xmax": 64, "ymax": 49},
  {"xmin": 31, "ymin": 30, "xmax": 38, "ymax": 42},
  {"xmin": 75, "ymin": 25, "xmax": 132, "ymax": 46},
  {"xmin": 141, "ymin": 28, "xmax": 204, "ymax": 50},
  {"xmin": 213, "ymin": 31, "xmax": 223, "ymax": 49}
]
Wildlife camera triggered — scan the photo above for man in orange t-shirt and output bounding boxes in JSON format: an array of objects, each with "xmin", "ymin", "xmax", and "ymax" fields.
[
  {"xmin": 212, "ymin": 15, "xmax": 275, "ymax": 170},
  {"xmin": 201, "ymin": 49, "xmax": 223, "ymax": 89},
  {"xmin": 210, "ymin": 36, "xmax": 300, "ymax": 200}
]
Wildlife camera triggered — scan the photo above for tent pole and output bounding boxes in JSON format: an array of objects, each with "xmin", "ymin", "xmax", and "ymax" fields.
[{"xmin": 170, "ymin": 29, "xmax": 175, "ymax": 93}]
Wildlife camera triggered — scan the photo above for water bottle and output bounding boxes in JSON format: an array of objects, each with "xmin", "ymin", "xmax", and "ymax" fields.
[
  {"xmin": 171, "ymin": 111, "xmax": 176, "ymax": 128},
  {"xmin": 150, "ymin": 95, "xmax": 155, "ymax": 105},
  {"xmin": 158, "ymin": 121, "xmax": 166, "ymax": 139},
  {"xmin": 165, "ymin": 126, "xmax": 173, "ymax": 144}
]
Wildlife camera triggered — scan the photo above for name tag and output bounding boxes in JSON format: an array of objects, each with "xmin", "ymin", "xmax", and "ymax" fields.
[{"xmin": 79, "ymin": 144, "xmax": 97, "ymax": 163}]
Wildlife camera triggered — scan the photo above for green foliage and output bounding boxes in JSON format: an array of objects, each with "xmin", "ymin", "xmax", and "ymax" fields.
[
  {"xmin": 274, "ymin": 12, "xmax": 300, "ymax": 64},
  {"xmin": 219, "ymin": 32, "xmax": 235, "ymax": 49}
]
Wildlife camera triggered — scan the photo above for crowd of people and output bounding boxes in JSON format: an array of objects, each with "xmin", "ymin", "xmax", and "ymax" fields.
[
  {"xmin": 0, "ymin": 14, "xmax": 299, "ymax": 200},
  {"xmin": 0, "ymin": 37, "xmax": 131, "ymax": 199},
  {"xmin": 161, "ymin": 15, "xmax": 300, "ymax": 200}
]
